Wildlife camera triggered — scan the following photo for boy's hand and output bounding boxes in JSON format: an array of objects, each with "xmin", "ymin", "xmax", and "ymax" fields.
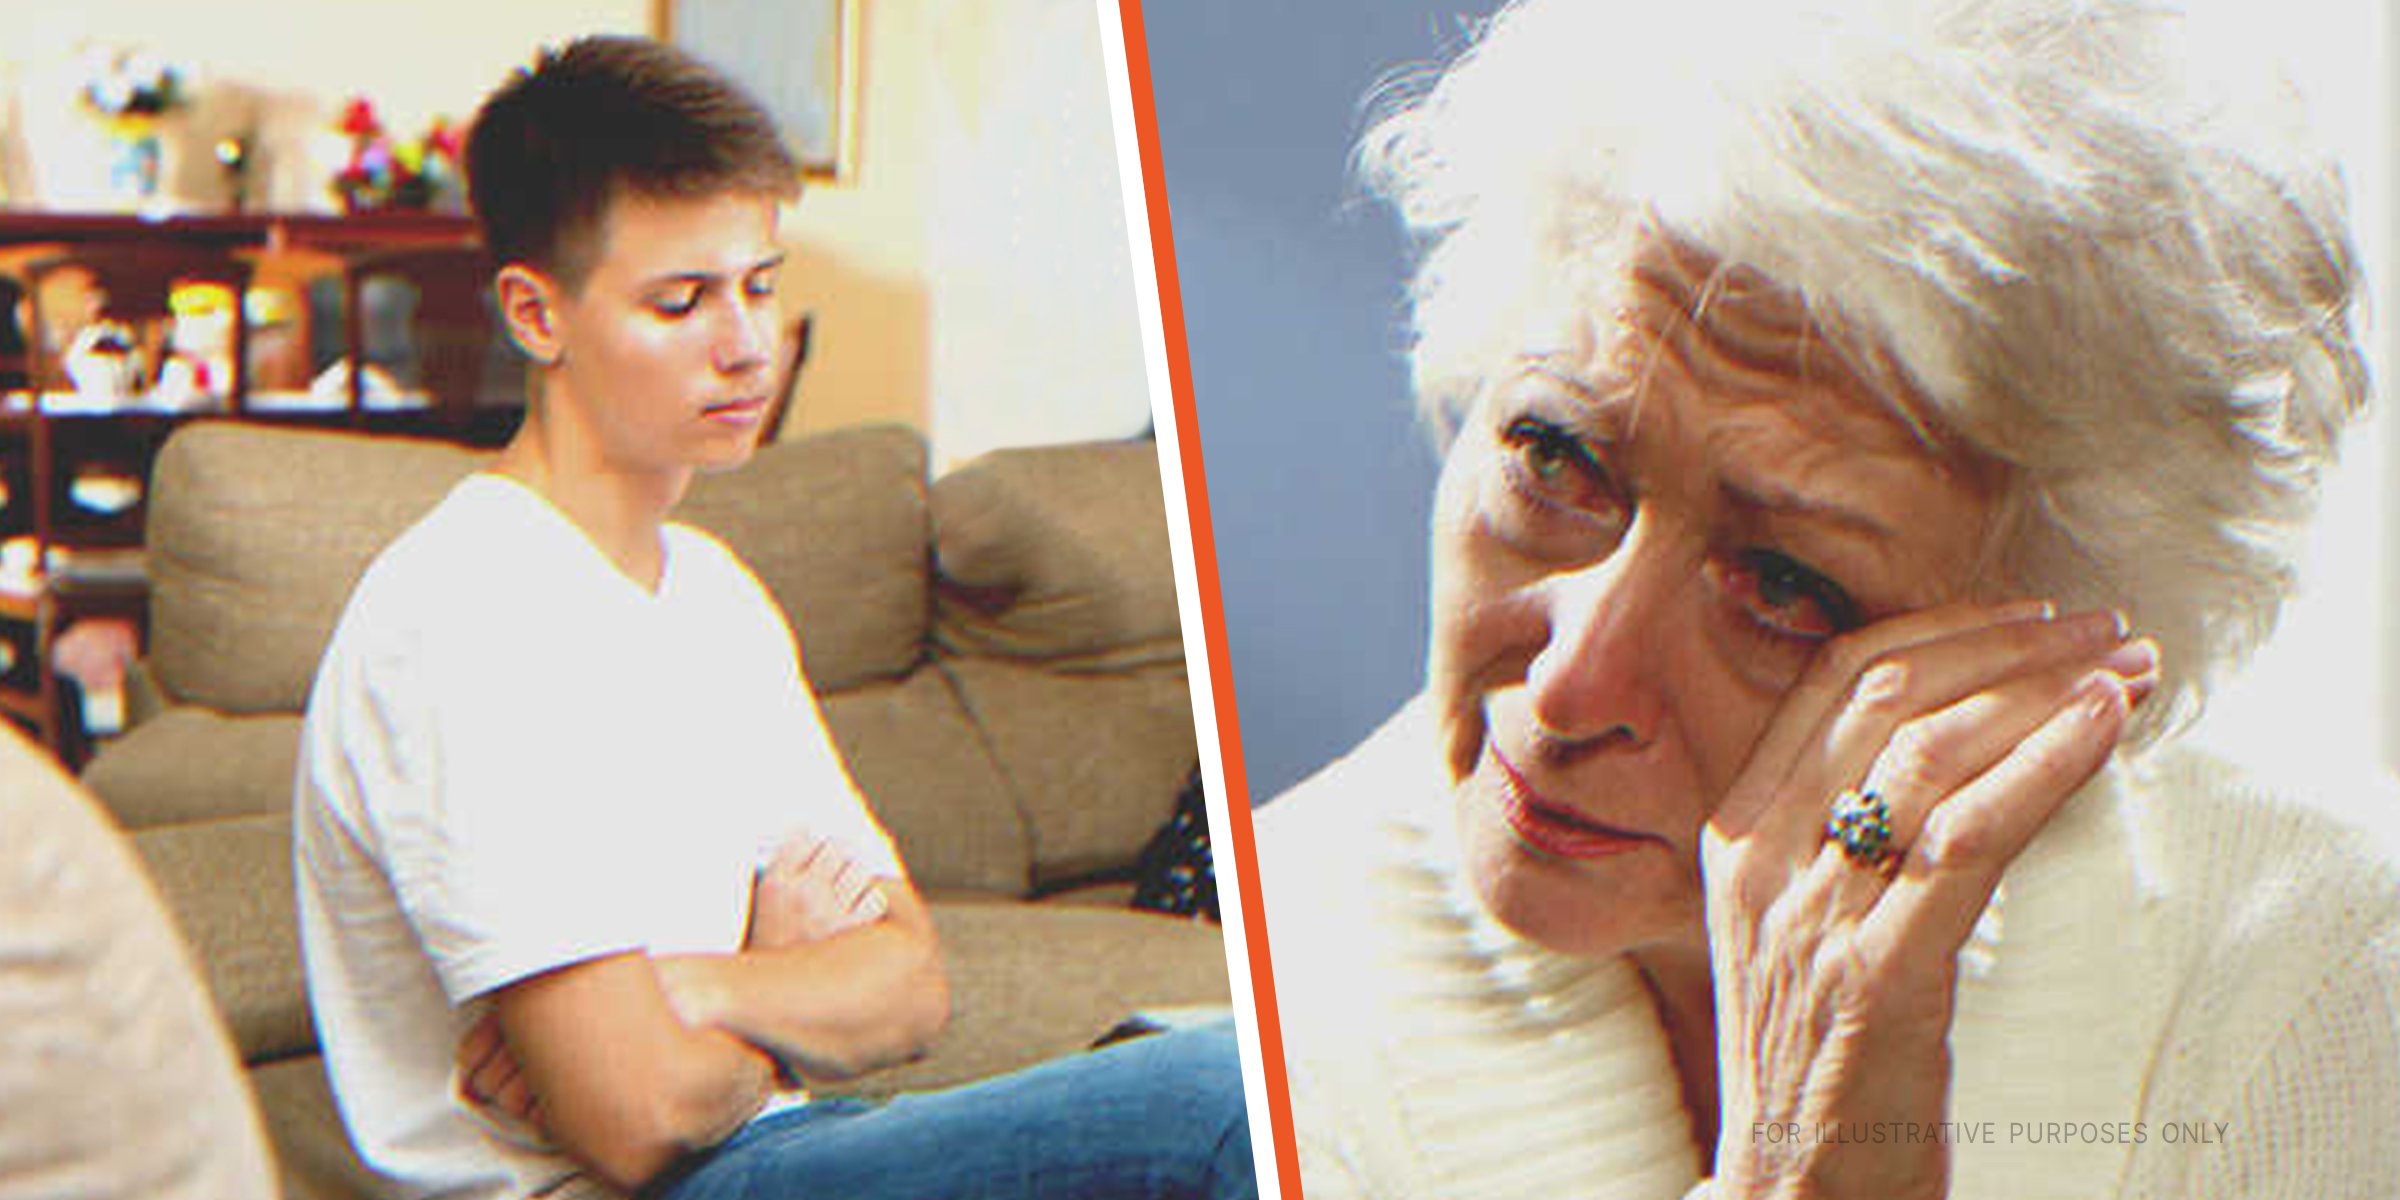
[
  {"xmin": 746, "ymin": 829, "xmax": 890, "ymax": 951},
  {"xmin": 455, "ymin": 1010, "xmax": 547, "ymax": 1145}
]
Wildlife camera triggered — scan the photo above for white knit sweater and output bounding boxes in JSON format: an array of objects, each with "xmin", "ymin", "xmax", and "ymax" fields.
[{"xmin": 1256, "ymin": 702, "xmax": 2400, "ymax": 1200}]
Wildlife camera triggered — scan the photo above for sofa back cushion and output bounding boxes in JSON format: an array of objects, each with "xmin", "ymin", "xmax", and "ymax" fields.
[
  {"xmin": 147, "ymin": 422, "xmax": 934, "ymax": 716},
  {"xmin": 816, "ymin": 673, "xmax": 1030, "ymax": 894},
  {"xmin": 149, "ymin": 424, "xmax": 482, "ymax": 714},
  {"xmin": 931, "ymin": 441, "xmax": 1183, "ymax": 669},
  {"xmin": 677, "ymin": 424, "xmax": 930, "ymax": 690},
  {"xmin": 926, "ymin": 441, "xmax": 1199, "ymax": 884},
  {"xmin": 942, "ymin": 657, "xmax": 1195, "ymax": 887}
]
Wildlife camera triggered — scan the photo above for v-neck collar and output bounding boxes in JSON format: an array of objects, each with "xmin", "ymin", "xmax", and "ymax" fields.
[{"xmin": 465, "ymin": 472, "xmax": 677, "ymax": 603}]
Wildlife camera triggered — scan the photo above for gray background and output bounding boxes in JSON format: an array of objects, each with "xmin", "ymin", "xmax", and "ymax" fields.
[{"xmin": 1145, "ymin": 2, "xmax": 1472, "ymax": 802}]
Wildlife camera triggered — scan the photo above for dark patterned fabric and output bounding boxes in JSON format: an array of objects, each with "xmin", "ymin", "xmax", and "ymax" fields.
[{"xmin": 1131, "ymin": 768, "xmax": 1216, "ymax": 921}]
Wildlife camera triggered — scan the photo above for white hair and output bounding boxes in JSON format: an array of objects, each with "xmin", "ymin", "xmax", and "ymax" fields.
[{"xmin": 1362, "ymin": 0, "xmax": 2370, "ymax": 741}]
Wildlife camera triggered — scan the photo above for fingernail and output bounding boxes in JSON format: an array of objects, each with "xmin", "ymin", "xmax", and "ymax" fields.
[
  {"xmin": 1999, "ymin": 598, "xmax": 2058, "ymax": 623},
  {"xmin": 2098, "ymin": 637, "xmax": 2158, "ymax": 679},
  {"xmin": 2110, "ymin": 608, "xmax": 2130, "ymax": 638},
  {"xmin": 2063, "ymin": 607, "xmax": 2122, "ymax": 646},
  {"xmin": 2077, "ymin": 672, "xmax": 2126, "ymax": 721}
]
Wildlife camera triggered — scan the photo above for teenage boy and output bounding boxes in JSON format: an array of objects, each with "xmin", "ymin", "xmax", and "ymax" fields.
[{"xmin": 295, "ymin": 36, "xmax": 1255, "ymax": 1200}]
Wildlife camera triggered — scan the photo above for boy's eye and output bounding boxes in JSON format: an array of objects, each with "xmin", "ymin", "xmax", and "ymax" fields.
[
  {"xmin": 652, "ymin": 285, "xmax": 703, "ymax": 317},
  {"xmin": 744, "ymin": 273, "xmax": 778, "ymax": 300},
  {"xmin": 1716, "ymin": 548, "xmax": 1859, "ymax": 641}
]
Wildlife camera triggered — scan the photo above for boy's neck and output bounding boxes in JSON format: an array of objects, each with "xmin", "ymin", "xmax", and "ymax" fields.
[{"xmin": 491, "ymin": 389, "xmax": 690, "ymax": 592}]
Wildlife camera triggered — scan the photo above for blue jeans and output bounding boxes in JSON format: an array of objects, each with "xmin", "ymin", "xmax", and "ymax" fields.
[{"xmin": 648, "ymin": 1022, "xmax": 1257, "ymax": 1200}]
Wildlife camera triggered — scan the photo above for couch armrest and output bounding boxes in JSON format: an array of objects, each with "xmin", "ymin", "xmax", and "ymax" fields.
[
  {"xmin": 83, "ymin": 707, "xmax": 303, "ymax": 829},
  {"xmin": 131, "ymin": 814, "xmax": 316, "ymax": 1066}
]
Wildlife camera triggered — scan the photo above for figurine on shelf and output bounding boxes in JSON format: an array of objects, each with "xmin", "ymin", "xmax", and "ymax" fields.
[
  {"xmin": 150, "ymin": 281, "xmax": 236, "ymax": 412},
  {"xmin": 52, "ymin": 618, "xmax": 138, "ymax": 738},
  {"xmin": 330, "ymin": 98, "xmax": 463, "ymax": 213},
  {"xmin": 61, "ymin": 320, "xmax": 144, "ymax": 408},
  {"xmin": 77, "ymin": 46, "xmax": 184, "ymax": 211}
]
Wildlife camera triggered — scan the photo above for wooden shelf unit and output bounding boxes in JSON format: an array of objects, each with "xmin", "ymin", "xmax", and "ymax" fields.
[{"xmin": 0, "ymin": 210, "xmax": 521, "ymax": 763}]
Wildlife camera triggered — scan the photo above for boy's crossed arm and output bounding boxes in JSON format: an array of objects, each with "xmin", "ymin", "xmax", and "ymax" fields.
[
  {"xmin": 658, "ymin": 831, "xmax": 950, "ymax": 1084},
  {"xmin": 455, "ymin": 830, "xmax": 948, "ymax": 1192}
]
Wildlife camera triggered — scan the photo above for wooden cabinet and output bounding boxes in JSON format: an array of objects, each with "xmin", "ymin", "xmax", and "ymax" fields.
[{"xmin": 0, "ymin": 212, "xmax": 523, "ymax": 762}]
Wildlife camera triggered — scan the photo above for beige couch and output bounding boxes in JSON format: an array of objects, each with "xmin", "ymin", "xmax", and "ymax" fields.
[{"xmin": 80, "ymin": 421, "xmax": 1231, "ymax": 1199}]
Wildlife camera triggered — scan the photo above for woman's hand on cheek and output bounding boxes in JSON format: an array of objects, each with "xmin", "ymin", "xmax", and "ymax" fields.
[{"xmin": 1699, "ymin": 600, "xmax": 2156, "ymax": 1200}]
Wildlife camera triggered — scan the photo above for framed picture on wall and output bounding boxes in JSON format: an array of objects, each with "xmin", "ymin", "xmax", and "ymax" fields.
[{"xmin": 654, "ymin": 0, "xmax": 859, "ymax": 180}]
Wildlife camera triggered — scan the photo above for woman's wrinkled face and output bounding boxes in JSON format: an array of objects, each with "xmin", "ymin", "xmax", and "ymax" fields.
[{"xmin": 1431, "ymin": 239, "xmax": 1999, "ymax": 960}]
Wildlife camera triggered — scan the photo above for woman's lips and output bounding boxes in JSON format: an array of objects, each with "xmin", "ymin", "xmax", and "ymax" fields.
[{"xmin": 1489, "ymin": 749, "xmax": 1659, "ymax": 860}]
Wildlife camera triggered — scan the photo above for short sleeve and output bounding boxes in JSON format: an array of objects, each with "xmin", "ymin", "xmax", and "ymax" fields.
[
  {"xmin": 772, "ymin": 664, "xmax": 908, "ymax": 883},
  {"xmin": 687, "ymin": 526, "xmax": 909, "ymax": 885},
  {"xmin": 355, "ymin": 611, "xmax": 650, "ymax": 1003}
]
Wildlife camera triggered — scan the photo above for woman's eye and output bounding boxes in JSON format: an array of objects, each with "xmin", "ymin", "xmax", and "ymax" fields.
[
  {"xmin": 1720, "ymin": 549, "xmax": 1858, "ymax": 639},
  {"xmin": 1500, "ymin": 416, "xmax": 1617, "ymax": 515},
  {"xmin": 744, "ymin": 274, "xmax": 778, "ymax": 301},
  {"xmin": 1718, "ymin": 548, "xmax": 1859, "ymax": 641}
]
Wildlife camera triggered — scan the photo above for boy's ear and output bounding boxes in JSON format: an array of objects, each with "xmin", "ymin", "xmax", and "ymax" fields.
[{"xmin": 495, "ymin": 264, "xmax": 564, "ymax": 365}]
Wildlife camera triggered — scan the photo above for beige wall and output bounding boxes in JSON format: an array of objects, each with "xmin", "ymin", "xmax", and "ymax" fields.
[
  {"xmin": 782, "ymin": 0, "xmax": 1152, "ymax": 461},
  {"xmin": 0, "ymin": 0, "xmax": 1151, "ymax": 454}
]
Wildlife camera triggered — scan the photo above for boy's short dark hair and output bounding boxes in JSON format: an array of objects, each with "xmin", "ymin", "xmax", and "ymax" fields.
[{"xmin": 465, "ymin": 36, "xmax": 799, "ymax": 288}]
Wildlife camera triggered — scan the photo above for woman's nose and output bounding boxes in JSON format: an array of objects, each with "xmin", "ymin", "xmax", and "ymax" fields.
[{"xmin": 1522, "ymin": 530, "xmax": 1673, "ymax": 752}]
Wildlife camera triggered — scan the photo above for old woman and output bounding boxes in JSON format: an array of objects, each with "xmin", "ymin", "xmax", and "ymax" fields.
[{"xmin": 1253, "ymin": 0, "xmax": 2400, "ymax": 1196}]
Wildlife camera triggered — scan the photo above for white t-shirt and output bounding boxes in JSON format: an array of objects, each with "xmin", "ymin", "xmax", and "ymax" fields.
[{"xmin": 295, "ymin": 474, "xmax": 904, "ymax": 1200}]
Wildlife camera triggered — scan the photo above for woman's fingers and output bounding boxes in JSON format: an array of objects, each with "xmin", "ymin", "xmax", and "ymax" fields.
[
  {"xmin": 1726, "ymin": 599, "xmax": 2057, "ymax": 835},
  {"xmin": 1865, "ymin": 669, "xmax": 2131, "ymax": 967},
  {"xmin": 1730, "ymin": 605, "xmax": 2133, "ymax": 855},
  {"xmin": 1803, "ymin": 639, "xmax": 2157, "ymax": 916}
]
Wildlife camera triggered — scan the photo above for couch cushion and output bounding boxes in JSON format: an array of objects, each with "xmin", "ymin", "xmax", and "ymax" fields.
[
  {"xmin": 939, "ymin": 658, "xmax": 1197, "ymax": 886},
  {"xmin": 826, "ymin": 900, "xmax": 1232, "ymax": 1099},
  {"xmin": 817, "ymin": 672, "xmax": 1031, "ymax": 895},
  {"xmin": 83, "ymin": 708, "xmax": 303, "ymax": 828},
  {"xmin": 250, "ymin": 1057, "xmax": 391, "ymax": 1200},
  {"xmin": 931, "ymin": 441, "xmax": 1184, "ymax": 669},
  {"xmin": 132, "ymin": 813, "xmax": 314, "ymax": 1064},
  {"xmin": 0, "ymin": 725, "xmax": 277, "ymax": 1199},
  {"xmin": 678, "ymin": 424, "xmax": 932, "ymax": 691},
  {"xmin": 149, "ymin": 424, "xmax": 483, "ymax": 715}
]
